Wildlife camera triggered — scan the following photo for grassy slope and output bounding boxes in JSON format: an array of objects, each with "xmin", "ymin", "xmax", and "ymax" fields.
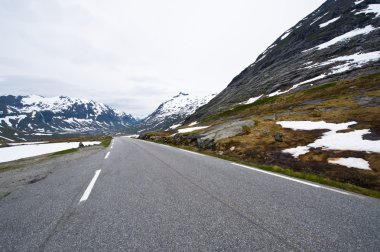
[{"xmin": 144, "ymin": 73, "xmax": 380, "ymax": 197}]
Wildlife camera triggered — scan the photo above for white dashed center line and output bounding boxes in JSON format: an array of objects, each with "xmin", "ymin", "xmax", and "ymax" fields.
[
  {"xmin": 79, "ymin": 169, "xmax": 101, "ymax": 202},
  {"xmin": 105, "ymin": 151, "xmax": 110, "ymax": 159}
]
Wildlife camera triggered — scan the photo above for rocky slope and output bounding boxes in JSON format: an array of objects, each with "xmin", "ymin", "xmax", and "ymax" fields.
[
  {"xmin": 138, "ymin": 92, "xmax": 216, "ymax": 133},
  {"xmin": 187, "ymin": 0, "xmax": 380, "ymax": 122},
  {"xmin": 140, "ymin": 73, "xmax": 380, "ymax": 194},
  {"xmin": 0, "ymin": 95, "xmax": 137, "ymax": 142}
]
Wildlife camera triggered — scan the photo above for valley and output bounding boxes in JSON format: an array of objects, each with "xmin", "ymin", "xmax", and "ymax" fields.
[{"xmin": 1, "ymin": 0, "xmax": 380, "ymax": 250}]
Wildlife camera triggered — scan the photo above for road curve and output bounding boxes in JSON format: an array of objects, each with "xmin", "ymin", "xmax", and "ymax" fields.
[{"xmin": 0, "ymin": 137, "xmax": 379, "ymax": 251}]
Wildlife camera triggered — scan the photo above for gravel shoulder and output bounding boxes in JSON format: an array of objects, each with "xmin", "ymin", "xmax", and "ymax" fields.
[{"xmin": 0, "ymin": 145, "xmax": 104, "ymax": 199}]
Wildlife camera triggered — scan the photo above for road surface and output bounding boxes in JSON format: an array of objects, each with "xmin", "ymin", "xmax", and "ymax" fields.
[{"xmin": 0, "ymin": 137, "xmax": 379, "ymax": 251}]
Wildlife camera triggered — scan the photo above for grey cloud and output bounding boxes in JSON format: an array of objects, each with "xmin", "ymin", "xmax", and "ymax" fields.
[{"xmin": 0, "ymin": 0, "xmax": 325, "ymax": 117}]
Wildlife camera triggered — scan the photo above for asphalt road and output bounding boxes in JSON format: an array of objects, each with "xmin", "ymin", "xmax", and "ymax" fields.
[{"xmin": 0, "ymin": 137, "xmax": 379, "ymax": 251}]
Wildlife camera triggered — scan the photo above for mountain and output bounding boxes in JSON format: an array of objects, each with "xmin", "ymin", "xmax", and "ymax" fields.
[
  {"xmin": 0, "ymin": 95, "xmax": 137, "ymax": 142},
  {"xmin": 187, "ymin": 0, "xmax": 380, "ymax": 122},
  {"xmin": 140, "ymin": 0, "xmax": 380, "ymax": 192},
  {"xmin": 138, "ymin": 92, "xmax": 216, "ymax": 132}
]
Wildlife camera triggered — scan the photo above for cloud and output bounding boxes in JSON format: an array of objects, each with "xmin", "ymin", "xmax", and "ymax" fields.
[{"xmin": 0, "ymin": 0, "xmax": 325, "ymax": 117}]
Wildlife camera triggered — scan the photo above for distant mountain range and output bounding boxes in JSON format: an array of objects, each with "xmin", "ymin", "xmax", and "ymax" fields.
[
  {"xmin": 187, "ymin": 0, "xmax": 380, "ymax": 121},
  {"xmin": 137, "ymin": 92, "xmax": 216, "ymax": 133},
  {"xmin": 0, "ymin": 93, "xmax": 216, "ymax": 141},
  {"xmin": 0, "ymin": 95, "xmax": 137, "ymax": 142}
]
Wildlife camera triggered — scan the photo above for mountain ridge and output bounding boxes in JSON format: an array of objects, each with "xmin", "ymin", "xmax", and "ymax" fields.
[
  {"xmin": 0, "ymin": 94, "xmax": 137, "ymax": 141},
  {"xmin": 138, "ymin": 92, "xmax": 216, "ymax": 133},
  {"xmin": 187, "ymin": 0, "xmax": 380, "ymax": 122}
]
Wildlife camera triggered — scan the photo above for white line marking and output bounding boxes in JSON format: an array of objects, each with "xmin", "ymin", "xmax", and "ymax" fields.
[
  {"xmin": 232, "ymin": 163, "xmax": 320, "ymax": 188},
  {"xmin": 321, "ymin": 186, "xmax": 352, "ymax": 195},
  {"xmin": 79, "ymin": 169, "xmax": 101, "ymax": 202},
  {"xmin": 231, "ymin": 163, "xmax": 352, "ymax": 196},
  {"xmin": 105, "ymin": 151, "xmax": 110, "ymax": 159},
  {"xmin": 111, "ymin": 145, "xmax": 113, "ymax": 149},
  {"xmin": 180, "ymin": 149, "xmax": 205, "ymax": 156},
  {"xmin": 144, "ymin": 141, "xmax": 205, "ymax": 156}
]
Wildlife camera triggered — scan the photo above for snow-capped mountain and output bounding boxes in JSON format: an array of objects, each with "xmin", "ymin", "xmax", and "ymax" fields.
[
  {"xmin": 0, "ymin": 95, "xmax": 137, "ymax": 142},
  {"xmin": 139, "ymin": 92, "xmax": 216, "ymax": 132},
  {"xmin": 188, "ymin": 0, "xmax": 380, "ymax": 121}
]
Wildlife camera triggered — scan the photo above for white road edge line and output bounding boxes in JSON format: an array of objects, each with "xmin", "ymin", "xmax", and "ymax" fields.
[
  {"xmin": 142, "ymin": 140, "xmax": 352, "ymax": 196},
  {"xmin": 231, "ymin": 163, "xmax": 352, "ymax": 196},
  {"xmin": 143, "ymin": 140, "xmax": 204, "ymax": 156},
  {"xmin": 105, "ymin": 151, "xmax": 110, "ymax": 159},
  {"xmin": 180, "ymin": 149, "xmax": 205, "ymax": 156},
  {"xmin": 79, "ymin": 169, "xmax": 101, "ymax": 202}
]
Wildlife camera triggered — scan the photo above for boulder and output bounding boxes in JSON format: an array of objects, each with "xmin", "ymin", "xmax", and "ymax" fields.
[
  {"xmin": 274, "ymin": 132, "xmax": 283, "ymax": 142},
  {"xmin": 150, "ymin": 136, "xmax": 163, "ymax": 142},
  {"xmin": 196, "ymin": 120, "xmax": 255, "ymax": 149},
  {"xmin": 263, "ymin": 114, "xmax": 276, "ymax": 121}
]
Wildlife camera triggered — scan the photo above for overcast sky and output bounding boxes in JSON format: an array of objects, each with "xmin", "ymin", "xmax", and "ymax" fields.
[{"xmin": 0, "ymin": 0, "xmax": 324, "ymax": 117}]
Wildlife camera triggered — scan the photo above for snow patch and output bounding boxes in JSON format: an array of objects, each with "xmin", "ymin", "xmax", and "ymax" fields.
[
  {"xmin": 282, "ymin": 146, "xmax": 311, "ymax": 158},
  {"xmin": 268, "ymin": 89, "xmax": 290, "ymax": 97},
  {"xmin": 189, "ymin": 121, "xmax": 198, "ymax": 126},
  {"xmin": 145, "ymin": 93, "xmax": 216, "ymax": 126},
  {"xmin": 169, "ymin": 124, "xmax": 182, "ymax": 130},
  {"xmin": 277, "ymin": 121, "xmax": 356, "ymax": 131},
  {"xmin": 0, "ymin": 115, "xmax": 27, "ymax": 127},
  {"xmin": 281, "ymin": 31, "xmax": 291, "ymax": 40},
  {"xmin": 277, "ymin": 121, "xmax": 380, "ymax": 158},
  {"xmin": 355, "ymin": 4, "xmax": 380, "ymax": 18},
  {"xmin": 328, "ymin": 157, "xmax": 370, "ymax": 170},
  {"xmin": 304, "ymin": 25, "xmax": 378, "ymax": 52},
  {"xmin": 0, "ymin": 135, "xmax": 15, "ymax": 142},
  {"xmin": 310, "ymin": 12, "xmax": 329, "ymax": 26},
  {"xmin": 267, "ymin": 78, "xmax": 321, "ymax": 98},
  {"xmin": 239, "ymin": 95, "xmax": 263, "ymax": 104},
  {"xmin": 8, "ymin": 141, "xmax": 48, "ymax": 146},
  {"xmin": 177, "ymin": 126, "xmax": 209, "ymax": 133},
  {"xmin": 305, "ymin": 51, "xmax": 380, "ymax": 74},
  {"xmin": 0, "ymin": 141, "xmax": 100, "ymax": 163},
  {"xmin": 256, "ymin": 44, "xmax": 277, "ymax": 63},
  {"xmin": 319, "ymin": 16, "xmax": 340, "ymax": 28},
  {"xmin": 32, "ymin": 133, "xmax": 53, "ymax": 136},
  {"xmin": 355, "ymin": 0, "xmax": 365, "ymax": 5}
]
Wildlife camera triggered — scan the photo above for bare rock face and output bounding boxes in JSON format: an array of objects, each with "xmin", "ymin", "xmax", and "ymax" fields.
[
  {"xmin": 187, "ymin": 0, "xmax": 380, "ymax": 122},
  {"xmin": 194, "ymin": 120, "xmax": 255, "ymax": 149}
]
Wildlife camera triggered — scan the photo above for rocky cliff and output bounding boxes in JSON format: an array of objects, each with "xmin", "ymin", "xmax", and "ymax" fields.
[{"xmin": 188, "ymin": 0, "xmax": 380, "ymax": 121}]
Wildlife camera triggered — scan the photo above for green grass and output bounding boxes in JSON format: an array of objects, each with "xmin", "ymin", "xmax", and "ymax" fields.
[
  {"xmin": 50, "ymin": 148, "xmax": 79, "ymax": 156},
  {"xmin": 101, "ymin": 137, "xmax": 113, "ymax": 148},
  {"xmin": 250, "ymin": 95, "xmax": 279, "ymax": 106},
  {"xmin": 361, "ymin": 72, "xmax": 380, "ymax": 79},
  {"xmin": 303, "ymin": 82, "xmax": 337, "ymax": 94},
  {"xmin": 208, "ymin": 153, "xmax": 380, "ymax": 198},
  {"xmin": 145, "ymin": 140, "xmax": 380, "ymax": 199}
]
